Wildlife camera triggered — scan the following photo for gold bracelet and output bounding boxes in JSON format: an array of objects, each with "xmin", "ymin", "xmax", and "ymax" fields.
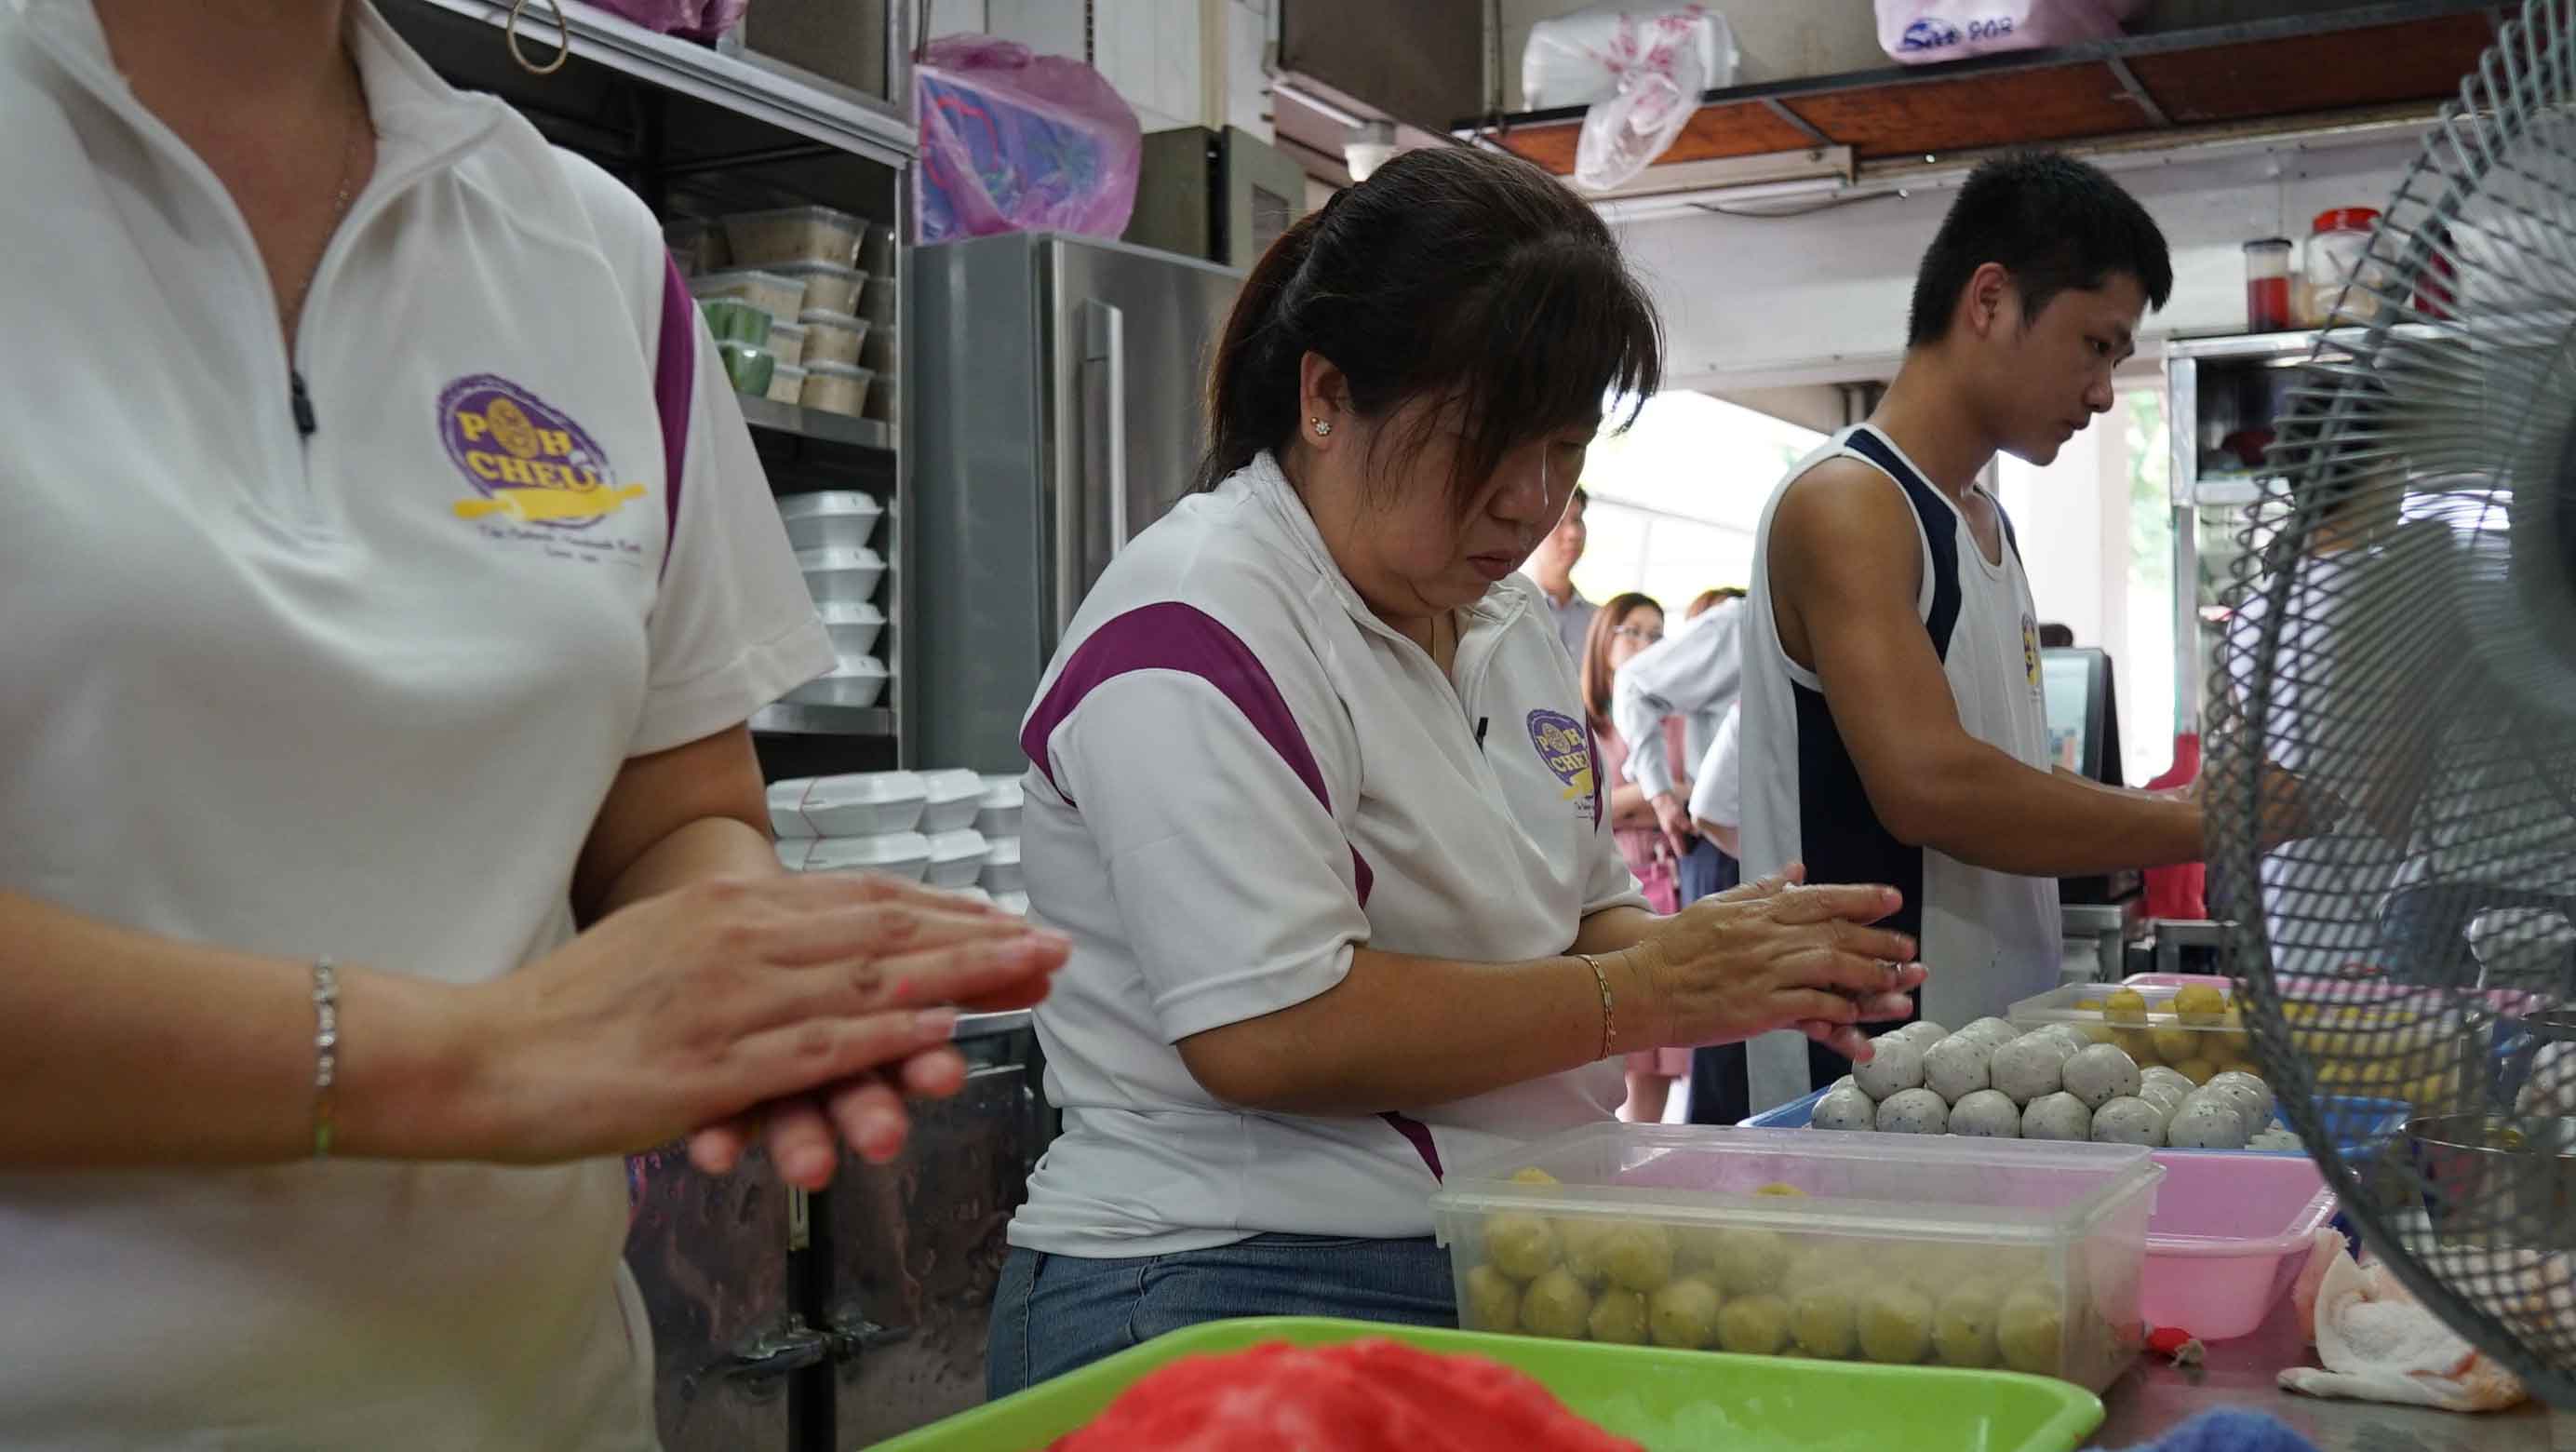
[{"xmin": 1576, "ymin": 953, "xmax": 1616, "ymax": 1062}]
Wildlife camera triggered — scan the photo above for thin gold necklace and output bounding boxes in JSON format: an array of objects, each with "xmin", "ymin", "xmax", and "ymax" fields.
[{"xmin": 283, "ymin": 85, "xmax": 369, "ymax": 341}]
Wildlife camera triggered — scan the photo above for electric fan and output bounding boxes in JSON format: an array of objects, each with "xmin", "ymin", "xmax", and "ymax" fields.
[{"xmin": 2207, "ymin": 0, "xmax": 2576, "ymax": 1404}]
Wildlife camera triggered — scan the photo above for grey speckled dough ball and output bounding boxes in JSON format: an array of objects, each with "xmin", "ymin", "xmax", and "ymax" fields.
[
  {"xmin": 2207, "ymin": 1071, "xmax": 2274, "ymax": 1125},
  {"xmin": 2202, "ymin": 1079, "xmax": 2272, "ymax": 1136},
  {"xmin": 1813, "ymin": 1085, "xmax": 1879, "ymax": 1131},
  {"xmin": 2135, "ymin": 1082, "xmax": 2185, "ymax": 1128},
  {"xmin": 2035, "ymin": 1024, "xmax": 2098, "ymax": 1057},
  {"xmin": 1852, "ymin": 1035, "xmax": 1927, "ymax": 1100},
  {"xmin": 1875, "ymin": 1087, "xmax": 1951, "ymax": 1134},
  {"xmin": 1922, "ymin": 1035, "xmax": 1993, "ymax": 1103},
  {"xmin": 2059, "ymin": 1043, "xmax": 2143, "ymax": 1109},
  {"xmin": 2020, "ymin": 1091, "xmax": 2093, "ymax": 1141},
  {"xmin": 1948, "ymin": 1089, "xmax": 2022, "ymax": 1137},
  {"xmin": 2140, "ymin": 1066, "xmax": 2195, "ymax": 1098},
  {"xmin": 2089, "ymin": 1096, "xmax": 2166, "ymax": 1147},
  {"xmin": 1990, "ymin": 1036, "xmax": 2067, "ymax": 1105},
  {"xmin": 2167, "ymin": 1096, "xmax": 2251, "ymax": 1150},
  {"xmin": 1897, "ymin": 1020, "xmax": 1950, "ymax": 1045},
  {"xmin": 1957, "ymin": 1016, "xmax": 2022, "ymax": 1049},
  {"xmin": 1830, "ymin": 1075, "xmax": 1858, "ymax": 1095}
]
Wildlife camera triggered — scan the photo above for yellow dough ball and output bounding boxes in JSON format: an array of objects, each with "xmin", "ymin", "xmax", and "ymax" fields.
[
  {"xmin": 2150, "ymin": 1027, "xmax": 2200, "ymax": 1065},
  {"xmin": 1933, "ymin": 1279, "xmax": 2005, "ymax": 1368},
  {"xmin": 1997, "ymin": 1288, "xmax": 2065, "ymax": 1376},
  {"xmin": 2074, "ymin": 998, "xmax": 2106, "ymax": 1012},
  {"xmin": 2080, "ymin": 1023, "xmax": 2117, "ymax": 1045},
  {"xmin": 1559, "ymin": 1217, "xmax": 1612, "ymax": 1287},
  {"xmin": 1791, "ymin": 1281, "xmax": 1861, "ymax": 1359},
  {"xmin": 2114, "ymin": 1028, "xmax": 2161, "ymax": 1065},
  {"xmin": 1462, "ymin": 1264, "xmax": 1522, "ymax": 1333},
  {"xmin": 1857, "ymin": 1284, "xmax": 1936, "ymax": 1365},
  {"xmin": 2173, "ymin": 1057, "xmax": 2221, "ymax": 1085},
  {"xmin": 2104, "ymin": 989, "xmax": 2150, "ymax": 1028},
  {"xmin": 1601, "ymin": 1223, "xmax": 1677, "ymax": 1293},
  {"xmin": 1754, "ymin": 1182, "xmax": 1807, "ymax": 1198},
  {"xmin": 1716, "ymin": 1293, "xmax": 1793, "ymax": 1356},
  {"xmin": 1648, "ymin": 1275, "xmax": 1724, "ymax": 1350},
  {"xmin": 1589, "ymin": 1287, "xmax": 1650, "ymax": 1345},
  {"xmin": 1521, "ymin": 1267, "xmax": 1594, "ymax": 1339},
  {"xmin": 1511, "ymin": 1166, "xmax": 1560, "ymax": 1187},
  {"xmin": 2172, "ymin": 985, "xmax": 2227, "ymax": 1028},
  {"xmin": 1711, "ymin": 1229, "xmax": 1790, "ymax": 1297},
  {"xmin": 1485, "ymin": 1213, "xmax": 1559, "ymax": 1282}
]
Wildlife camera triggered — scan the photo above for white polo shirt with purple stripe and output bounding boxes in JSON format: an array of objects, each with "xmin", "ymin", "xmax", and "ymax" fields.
[
  {"xmin": 1010, "ymin": 452, "xmax": 1648, "ymax": 1257},
  {"xmin": 0, "ymin": 1, "xmax": 830, "ymax": 1443}
]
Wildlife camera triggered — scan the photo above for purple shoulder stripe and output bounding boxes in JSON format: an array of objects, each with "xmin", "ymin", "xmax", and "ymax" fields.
[
  {"xmin": 652, "ymin": 254, "xmax": 694, "ymax": 577},
  {"xmin": 1380, "ymin": 1111, "xmax": 1443, "ymax": 1181},
  {"xmin": 1020, "ymin": 600, "xmax": 1375, "ymax": 907},
  {"xmin": 1582, "ymin": 719, "xmax": 1605, "ymax": 831}
]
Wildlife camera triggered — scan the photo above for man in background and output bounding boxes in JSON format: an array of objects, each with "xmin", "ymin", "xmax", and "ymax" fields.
[{"xmin": 1526, "ymin": 487, "xmax": 1597, "ymax": 658}]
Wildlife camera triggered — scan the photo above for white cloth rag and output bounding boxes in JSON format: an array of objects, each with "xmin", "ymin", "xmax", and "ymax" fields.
[{"xmin": 2275, "ymin": 1230, "xmax": 2529, "ymax": 1411}]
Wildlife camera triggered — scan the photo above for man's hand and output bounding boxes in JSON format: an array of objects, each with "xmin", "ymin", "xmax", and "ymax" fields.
[{"xmin": 1650, "ymin": 791, "xmax": 1696, "ymax": 859}]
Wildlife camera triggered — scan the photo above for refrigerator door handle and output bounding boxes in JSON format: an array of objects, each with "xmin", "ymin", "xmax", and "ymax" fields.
[
  {"xmin": 721, "ymin": 1320, "xmax": 832, "ymax": 1382},
  {"xmin": 1081, "ymin": 299, "xmax": 1131, "ymax": 556}
]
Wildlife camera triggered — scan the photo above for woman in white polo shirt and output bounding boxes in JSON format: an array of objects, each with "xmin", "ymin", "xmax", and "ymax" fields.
[
  {"xmin": 988, "ymin": 146, "xmax": 1928, "ymax": 1395},
  {"xmin": 0, "ymin": 3, "xmax": 1064, "ymax": 1445}
]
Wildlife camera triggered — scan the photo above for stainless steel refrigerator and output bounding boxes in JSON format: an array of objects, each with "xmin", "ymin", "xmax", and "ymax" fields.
[{"xmin": 907, "ymin": 233, "xmax": 1245, "ymax": 772}]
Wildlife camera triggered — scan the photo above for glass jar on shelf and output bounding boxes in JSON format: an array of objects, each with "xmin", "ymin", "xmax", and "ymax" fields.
[{"xmin": 2305, "ymin": 208, "xmax": 2388, "ymax": 326}]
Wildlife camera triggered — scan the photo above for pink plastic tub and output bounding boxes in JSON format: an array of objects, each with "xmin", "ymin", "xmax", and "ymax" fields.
[{"xmin": 2141, "ymin": 1150, "xmax": 2335, "ymax": 1341}]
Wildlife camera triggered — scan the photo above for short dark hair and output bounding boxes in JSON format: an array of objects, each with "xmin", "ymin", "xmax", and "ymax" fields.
[
  {"xmin": 1907, "ymin": 152, "xmax": 2172, "ymax": 348},
  {"xmin": 1568, "ymin": 486, "xmax": 1590, "ymax": 510},
  {"xmin": 1198, "ymin": 148, "xmax": 1662, "ymax": 510}
]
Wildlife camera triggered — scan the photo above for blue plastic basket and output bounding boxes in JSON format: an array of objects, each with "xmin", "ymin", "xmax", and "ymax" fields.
[{"xmin": 1744, "ymin": 1087, "xmax": 2408, "ymax": 1158}]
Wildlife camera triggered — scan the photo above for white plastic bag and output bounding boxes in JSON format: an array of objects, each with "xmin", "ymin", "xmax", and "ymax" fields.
[
  {"xmin": 1523, "ymin": 6, "xmax": 1737, "ymax": 193},
  {"xmin": 1875, "ymin": 0, "xmax": 2146, "ymax": 64}
]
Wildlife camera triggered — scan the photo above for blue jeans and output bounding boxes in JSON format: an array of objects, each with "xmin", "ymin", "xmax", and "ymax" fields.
[
  {"xmin": 1677, "ymin": 837, "xmax": 1738, "ymax": 906},
  {"xmin": 986, "ymin": 1233, "xmax": 1457, "ymax": 1398}
]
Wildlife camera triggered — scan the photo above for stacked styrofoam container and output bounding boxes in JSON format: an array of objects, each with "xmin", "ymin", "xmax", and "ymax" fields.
[
  {"xmin": 770, "ymin": 772, "xmax": 931, "ymax": 881},
  {"xmin": 975, "ymin": 775, "xmax": 1024, "ymax": 907},
  {"xmin": 780, "ymin": 491, "xmax": 890, "ymax": 709}
]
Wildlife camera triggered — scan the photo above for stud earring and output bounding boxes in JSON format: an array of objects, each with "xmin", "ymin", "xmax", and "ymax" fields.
[{"xmin": 1310, "ymin": 418, "xmax": 1332, "ymax": 437}]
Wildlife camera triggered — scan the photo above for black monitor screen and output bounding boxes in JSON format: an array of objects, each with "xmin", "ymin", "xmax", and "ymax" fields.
[{"xmin": 2042, "ymin": 646, "xmax": 2124, "ymax": 788}]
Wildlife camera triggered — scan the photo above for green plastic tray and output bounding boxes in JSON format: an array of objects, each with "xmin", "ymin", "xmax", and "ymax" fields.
[{"xmin": 872, "ymin": 1316, "xmax": 2106, "ymax": 1452}]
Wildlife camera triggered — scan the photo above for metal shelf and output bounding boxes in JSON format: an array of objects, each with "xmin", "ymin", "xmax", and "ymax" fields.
[
  {"xmin": 736, "ymin": 393, "xmax": 895, "ymax": 452},
  {"xmin": 751, "ymin": 702, "xmax": 895, "ymax": 737}
]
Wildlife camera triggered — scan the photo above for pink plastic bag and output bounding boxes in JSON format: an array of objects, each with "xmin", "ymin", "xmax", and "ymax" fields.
[
  {"xmin": 584, "ymin": 0, "xmax": 747, "ymax": 41},
  {"xmin": 913, "ymin": 36, "xmax": 1141, "ymax": 245},
  {"xmin": 1875, "ymin": 0, "xmax": 2145, "ymax": 64}
]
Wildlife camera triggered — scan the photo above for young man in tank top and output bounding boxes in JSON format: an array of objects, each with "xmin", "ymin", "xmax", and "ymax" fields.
[{"xmin": 1735, "ymin": 153, "xmax": 2212, "ymax": 1109}]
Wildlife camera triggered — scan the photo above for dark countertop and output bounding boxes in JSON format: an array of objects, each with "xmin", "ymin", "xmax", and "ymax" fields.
[{"xmin": 2093, "ymin": 1295, "xmax": 2569, "ymax": 1450}]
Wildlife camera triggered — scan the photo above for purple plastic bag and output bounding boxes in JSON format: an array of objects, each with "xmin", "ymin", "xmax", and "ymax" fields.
[
  {"xmin": 913, "ymin": 35, "xmax": 1142, "ymax": 244},
  {"xmin": 584, "ymin": 0, "xmax": 745, "ymax": 41}
]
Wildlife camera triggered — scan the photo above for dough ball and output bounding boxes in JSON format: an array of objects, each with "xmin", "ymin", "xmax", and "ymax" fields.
[
  {"xmin": 2140, "ymin": 1066, "xmax": 2195, "ymax": 1098},
  {"xmin": 2167, "ymin": 1096, "xmax": 2251, "ymax": 1150},
  {"xmin": 2208, "ymin": 1028, "xmax": 2257, "ymax": 1069},
  {"xmin": 1997, "ymin": 1288, "xmax": 2065, "ymax": 1376},
  {"xmin": 2207, "ymin": 1070, "xmax": 2274, "ymax": 1124},
  {"xmin": 1648, "ymin": 1275, "xmax": 1723, "ymax": 1350},
  {"xmin": 1813, "ymin": 1085, "xmax": 1879, "ymax": 1131},
  {"xmin": 1852, "ymin": 1036, "xmax": 1927, "ymax": 1100},
  {"xmin": 1958, "ymin": 1016, "xmax": 2023, "ymax": 1049},
  {"xmin": 1484, "ymin": 1213, "xmax": 1558, "ymax": 1281},
  {"xmin": 2104, "ymin": 988, "xmax": 2151, "ymax": 1028},
  {"xmin": 1991, "ymin": 1037, "xmax": 2068, "ymax": 1104},
  {"xmin": 2202, "ymin": 1079, "xmax": 2273, "ymax": 1136},
  {"xmin": 1923, "ymin": 1035, "xmax": 1994, "ymax": 1102},
  {"xmin": 1933, "ymin": 1278, "xmax": 2006, "ymax": 1368},
  {"xmin": 1520, "ymin": 1267, "xmax": 1593, "ymax": 1338},
  {"xmin": 2172, "ymin": 984, "xmax": 2228, "ymax": 1028},
  {"xmin": 2060, "ymin": 1043, "xmax": 2143, "ymax": 1109},
  {"xmin": 2089, "ymin": 1096, "xmax": 2166, "ymax": 1147},
  {"xmin": 1874, "ymin": 1087, "xmax": 1952, "ymax": 1135},
  {"xmin": 1560, "ymin": 1217, "xmax": 1611, "ymax": 1287},
  {"xmin": 2037, "ymin": 1024, "xmax": 2098, "ymax": 1057},
  {"xmin": 1589, "ymin": 1286, "xmax": 1650, "ymax": 1345},
  {"xmin": 1948, "ymin": 1089, "xmax": 2023, "ymax": 1137},
  {"xmin": 1600, "ymin": 1223, "xmax": 1676, "ymax": 1292},
  {"xmin": 2135, "ymin": 1082, "xmax": 2184, "ymax": 1125},
  {"xmin": 1462, "ymin": 1263, "xmax": 1522, "ymax": 1332},
  {"xmin": 1510, "ymin": 1166, "xmax": 1560, "ymax": 1187},
  {"xmin": 1754, "ymin": 1182, "xmax": 1807, "ymax": 1199},
  {"xmin": 2172, "ymin": 1056, "xmax": 2223, "ymax": 1085},
  {"xmin": 2021, "ymin": 1091, "xmax": 2094, "ymax": 1141},
  {"xmin": 2114, "ymin": 1028, "xmax": 2162, "ymax": 1064},
  {"xmin": 1791, "ymin": 1281, "xmax": 1860, "ymax": 1359},
  {"xmin": 2150, "ymin": 1026, "xmax": 2201, "ymax": 1065},
  {"xmin": 1711, "ymin": 1229, "xmax": 1790, "ymax": 1297},
  {"xmin": 1716, "ymin": 1293, "xmax": 1793, "ymax": 1356},
  {"xmin": 2518, "ymin": 1043, "xmax": 2576, "ymax": 1117},
  {"xmin": 1893, "ymin": 1019, "xmax": 1950, "ymax": 1047},
  {"xmin": 1829, "ymin": 1074, "xmax": 1858, "ymax": 1095},
  {"xmin": 1857, "ymin": 1284, "xmax": 1936, "ymax": 1365}
]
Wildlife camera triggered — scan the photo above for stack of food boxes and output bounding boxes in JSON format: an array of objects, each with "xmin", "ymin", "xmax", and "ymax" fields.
[
  {"xmin": 770, "ymin": 770, "xmax": 1017, "ymax": 918},
  {"xmin": 670, "ymin": 204, "xmax": 879, "ymax": 420}
]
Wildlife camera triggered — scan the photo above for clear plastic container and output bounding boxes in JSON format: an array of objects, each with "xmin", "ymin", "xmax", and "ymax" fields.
[
  {"xmin": 1429, "ymin": 1124, "xmax": 2160, "ymax": 1391},
  {"xmin": 716, "ymin": 342, "xmax": 773, "ymax": 397},
  {"xmin": 764, "ymin": 361, "xmax": 806, "ymax": 407},
  {"xmin": 802, "ymin": 831, "xmax": 933, "ymax": 882},
  {"xmin": 688, "ymin": 268, "xmax": 805, "ymax": 323},
  {"xmin": 663, "ymin": 216, "xmax": 726, "ymax": 274},
  {"xmin": 765, "ymin": 260, "xmax": 867, "ymax": 314},
  {"xmin": 923, "ymin": 828, "xmax": 990, "ymax": 889},
  {"xmin": 992, "ymin": 890, "xmax": 1030, "ymax": 917},
  {"xmin": 974, "ymin": 775, "xmax": 1024, "ymax": 839},
  {"xmin": 813, "ymin": 598, "xmax": 884, "ymax": 659},
  {"xmin": 980, "ymin": 835, "xmax": 1023, "ymax": 894},
  {"xmin": 785, "ymin": 654, "xmax": 888, "ymax": 707},
  {"xmin": 697, "ymin": 297, "xmax": 772, "ymax": 346},
  {"xmin": 860, "ymin": 325, "xmax": 897, "ymax": 374},
  {"xmin": 2305, "ymin": 208, "xmax": 2387, "ymax": 327},
  {"xmin": 798, "ymin": 545, "xmax": 884, "ymax": 603},
  {"xmin": 2140, "ymin": 1151, "xmax": 2333, "ymax": 1341},
  {"xmin": 765, "ymin": 318, "xmax": 809, "ymax": 368},
  {"xmin": 2243, "ymin": 237, "xmax": 2292, "ymax": 332},
  {"xmin": 722, "ymin": 204, "xmax": 869, "ymax": 267},
  {"xmin": 800, "ymin": 361, "xmax": 874, "ymax": 418},
  {"xmin": 796, "ymin": 308, "xmax": 871, "ymax": 369},
  {"xmin": 916, "ymin": 768, "xmax": 986, "ymax": 835},
  {"xmin": 777, "ymin": 491, "xmax": 883, "ymax": 552},
  {"xmin": 865, "ymin": 370, "xmax": 898, "ymax": 425},
  {"xmin": 768, "ymin": 771, "xmax": 926, "ymax": 838}
]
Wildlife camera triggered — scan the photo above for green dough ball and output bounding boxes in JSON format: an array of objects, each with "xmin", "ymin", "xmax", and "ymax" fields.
[
  {"xmin": 1521, "ymin": 1267, "xmax": 1593, "ymax": 1339},
  {"xmin": 1711, "ymin": 1229, "xmax": 1789, "ymax": 1297},
  {"xmin": 1933, "ymin": 1279, "xmax": 2006, "ymax": 1368},
  {"xmin": 1484, "ymin": 1213, "xmax": 1559, "ymax": 1282},
  {"xmin": 1589, "ymin": 1286, "xmax": 1650, "ymax": 1345},
  {"xmin": 1462, "ymin": 1263, "xmax": 1521, "ymax": 1334},
  {"xmin": 1559, "ymin": 1218, "xmax": 1613, "ymax": 1287},
  {"xmin": 1997, "ymin": 1288, "xmax": 2065, "ymax": 1376},
  {"xmin": 1857, "ymin": 1284, "xmax": 1936, "ymax": 1365},
  {"xmin": 1716, "ymin": 1293, "xmax": 1792, "ymax": 1356},
  {"xmin": 1601, "ymin": 1223, "xmax": 1677, "ymax": 1292},
  {"xmin": 1673, "ymin": 1225, "xmax": 1722, "ymax": 1273},
  {"xmin": 1648, "ymin": 1275, "xmax": 1724, "ymax": 1350},
  {"xmin": 1791, "ymin": 1281, "xmax": 1860, "ymax": 1359}
]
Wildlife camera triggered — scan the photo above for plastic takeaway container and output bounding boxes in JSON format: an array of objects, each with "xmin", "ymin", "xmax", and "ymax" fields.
[
  {"xmin": 981, "ymin": 836, "xmax": 1022, "ymax": 894},
  {"xmin": 796, "ymin": 307, "xmax": 871, "ymax": 368},
  {"xmin": 767, "ymin": 771, "xmax": 926, "ymax": 838},
  {"xmin": 916, "ymin": 769, "xmax": 986, "ymax": 834},
  {"xmin": 764, "ymin": 260, "xmax": 866, "ymax": 314},
  {"xmin": 688, "ymin": 268, "xmax": 805, "ymax": 324},
  {"xmin": 943, "ymin": 885, "xmax": 994, "ymax": 909},
  {"xmin": 1430, "ymin": 1124, "xmax": 2161, "ymax": 1392},
  {"xmin": 800, "ymin": 361, "xmax": 875, "ymax": 418},
  {"xmin": 993, "ymin": 890, "xmax": 1030, "ymax": 917},
  {"xmin": 765, "ymin": 317, "xmax": 809, "ymax": 369},
  {"xmin": 974, "ymin": 775, "xmax": 1024, "ymax": 839},
  {"xmin": 798, "ymin": 545, "xmax": 884, "ymax": 604},
  {"xmin": 784, "ymin": 654, "xmax": 886, "ymax": 707},
  {"xmin": 2140, "ymin": 1151, "xmax": 2335, "ymax": 1341},
  {"xmin": 764, "ymin": 361, "xmax": 806, "ymax": 407},
  {"xmin": 778, "ymin": 491, "xmax": 883, "ymax": 552},
  {"xmin": 802, "ymin": 831, "xmax": 933, "ymax": 883},
  {"xmin": 813, "ymin": 599, "xmax": 884, "ymax": 659},
  {"xmin": 923, "ymin": 828, "xmax": 989, "ymax": 889},
  {"xmin": 722, "ymin": 204, "xmax": 869, "ymax": 267}
]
